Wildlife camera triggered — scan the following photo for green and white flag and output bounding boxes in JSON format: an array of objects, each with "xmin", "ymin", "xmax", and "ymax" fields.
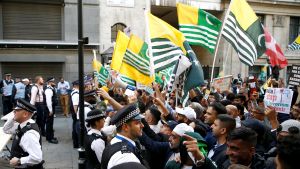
[
  {"xmin": 120, "ymin": 74, "xmax": 136, "ymax": 86},
  {"xmin": 222, "ymin": 0, "xmax": 266, "ymax": 66},
  {"xmin": 177, "ymin": 3, "xmax": 222, "ymax": 53}
]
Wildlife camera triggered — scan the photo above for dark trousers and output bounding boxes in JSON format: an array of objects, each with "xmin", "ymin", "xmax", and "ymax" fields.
[
  {"xmin": 74, "ymin": 119, "xmax": 86, "ymax": 147},
  {"xmin": 2, "ymin": 95, "xmax": 13, "ymax": 116},
  {"xmin": 45, "ymin": 106, "xmax": 55, "ymax": 141},
  {"xmin": 35, "ymin": 103, "xmax": 46, "ymax": 136},
  {"xmin": 72, "ymin": 113, "xmax": 79, "ymax": 148}
]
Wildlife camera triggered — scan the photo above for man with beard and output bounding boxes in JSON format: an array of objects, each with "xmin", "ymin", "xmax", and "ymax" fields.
[
  {"xmin": 138, "ymin": 123, "xmax": 194, "ymax": 168},
  {"xmin": 30, "ymin": 76, "xmax": 46, "ymax": 136},
  {"xmin": 101, "ymin": 104, "xmax": 146, "ymax": 169},
  {"xmin": 44, "ymin": 77, "xmax": 58, "ymax": 144}
]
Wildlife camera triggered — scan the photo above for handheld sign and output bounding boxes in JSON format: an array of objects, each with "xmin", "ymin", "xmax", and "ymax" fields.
[{"xmin": 263, "ymin": 88, "xmax": 294, "ymax": 114}]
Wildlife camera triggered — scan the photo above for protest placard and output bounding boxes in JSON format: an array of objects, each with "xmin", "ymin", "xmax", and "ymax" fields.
[
  {"xmin": 288, "ymin": 65, "xmax": 300, "ymax": 88},
  {"xmin": 212, "ymin": 75, "xmax": 233, "ymax": 92},
  {"xmin": 264, "ymin": 88, "xmax": 294, "ymax": 114}
]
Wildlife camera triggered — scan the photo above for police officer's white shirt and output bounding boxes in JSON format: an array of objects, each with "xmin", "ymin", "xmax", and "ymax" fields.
[
  {"xmin": 45, "ymin": 85, "xmax": 54, "ymax": 113},
  {"xmin": 87, "ymin": 129, "xmax": 106, "ymax": 163},
  {"xmin": 107, "ymin": 134, "xmax": 140, "ymax": 169},
  {"xmin": 71, "ymin": 89, "xmax": 79, "ymax": 106},
  {"xmin": 3, "ymin": 117, "xmax": 42, "ymax": 165}
]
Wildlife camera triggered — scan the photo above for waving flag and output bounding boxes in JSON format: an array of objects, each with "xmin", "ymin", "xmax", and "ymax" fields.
[
  {"xmin": 119, "ymin": 34, "xmax": 154, "ymax": 85},
  {"xmin": 111, "ymin": 31, "xmax": 130, "ymax": 71},
  {"xmin": 177, "ymin": 3, "xmax": 222, "ymax": 53},
  {"xmin": 288, "ymin": 35, "xmax": 300, "ymax": 51},
  {"xmin": 92, "ymin": 56, "xmax": 109, "ymax": 86},
  {"xmin": 222, "ymin": 0, "xmax": 266, "ymax": 66},
  {"xmin": 264, "ymin": 27, "xmax": 288, "ymax": 69},
  {"xmin": 147, "ymin": 13, "xmax": 187, "ymax": 72}
]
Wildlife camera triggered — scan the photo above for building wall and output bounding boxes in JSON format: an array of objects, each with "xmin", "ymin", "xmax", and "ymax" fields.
[
  {"xmin": 152, "ymin": 0, "xmax": 300, "ymax": 81},
  {"xmin": 98, "ymin": 0, "xmax": 149, "ymax": 53}
]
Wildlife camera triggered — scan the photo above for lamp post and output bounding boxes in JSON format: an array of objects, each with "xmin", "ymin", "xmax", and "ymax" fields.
[{"xmin": 77, "ymin": 0, "xmax": 88, "ymax": 169}]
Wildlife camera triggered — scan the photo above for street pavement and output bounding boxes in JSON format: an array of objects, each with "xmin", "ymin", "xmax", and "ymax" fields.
[{"xmin": 0, "ymin": 115, "xmax": 78, "ymax": 169}]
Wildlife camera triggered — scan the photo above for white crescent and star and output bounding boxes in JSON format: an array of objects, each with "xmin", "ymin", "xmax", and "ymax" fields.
[
  {"xmin": 258, "ymin": 34, "xmax": 265, "ymax": 47},
  {"xmin": 206, "ymin": 15, "xmax": 213, "ymax": 25}
]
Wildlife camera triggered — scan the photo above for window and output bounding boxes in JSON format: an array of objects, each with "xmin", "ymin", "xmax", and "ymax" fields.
[
  {"xmin": 249, "ymin": 66, "xmax": 262, "ymax": 79},
  {"xmin": 289, "ymin": 17, "xmax": 300, "ymax": 44},
  {"xmin": 1, "ymin": 2, "xmax": 62, "ymax": 40},
  {"xmin": 111, "ymin": 23, "xmax": 126, "ymax": 42},
  {"xmin": 257, "ymin": 14, "xmax": 265, "ymax": 25},
  {"xmin": 202, "ymin": 66, "xmax": 219, "ymax": 80}
]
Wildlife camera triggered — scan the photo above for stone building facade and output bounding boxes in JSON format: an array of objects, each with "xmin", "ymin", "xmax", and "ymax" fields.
[{"xmin": 0, "ymin": 0, "xmax": 299, "ymax": 84}]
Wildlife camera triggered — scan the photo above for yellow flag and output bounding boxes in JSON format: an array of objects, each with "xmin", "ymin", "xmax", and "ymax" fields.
[
  {"xmin": 111, "ymin": 31, "xmax": 130, "ymax": 71},
  {"xmin": 147, "ymin": 13, "xmax": 187, "ymax": 72},
  {"xmin": 119, "ymin": 34, "xmax": 154, "ymax": 85}
]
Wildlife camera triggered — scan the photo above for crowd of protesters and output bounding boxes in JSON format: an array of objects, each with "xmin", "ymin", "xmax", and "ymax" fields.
[{"xmin": 2, "ymin": 72, "xmax": 300, "ymax": 169}]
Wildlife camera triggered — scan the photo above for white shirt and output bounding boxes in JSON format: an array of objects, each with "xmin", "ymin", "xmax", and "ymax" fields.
[
  {"xmin": 71, "ymin": 89, "xmax": 79, "ymax": 106},
  {"xmin": 3, "ymin": 118, "xmax": 42, "ymax": 165},
  {"xmin": 30, "ymin": 84, "xmax": 44, "ymax": 105},
  {"xmin": 76, "ymin": 101, "xmax": 92, "ymax": 130},
  {"xmin": 57, "ymin": 81, "xmax": 70, "ymax": 95},
  {"xmin": 87, "ymin": 129, "xmax": 106, "ymax": 163},
  {"xmin": 45, "ymin": 85, "xmax": 54, "ymax": 113},
  {"xmin": 107, "ymin": 134, "xmax": 140, "ymax": 169},
  {"xmin": 235, "ymin": 116, "xmax": 241, "ymax": 128}
]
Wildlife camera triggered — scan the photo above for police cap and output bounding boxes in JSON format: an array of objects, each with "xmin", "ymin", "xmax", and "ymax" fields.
[
  {"xmin": 14, "ymin": 98, "xmax": 36, "ymax": 114},
  {"xmin": 111, "ymin": 104, "xmax": 144, "ymax": 128},
  {"xmin": 85, "ymin": 109, "xmax": 106, "ymax": 122}
]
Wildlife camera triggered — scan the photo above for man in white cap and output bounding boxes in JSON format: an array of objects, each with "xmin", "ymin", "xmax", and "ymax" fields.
[
  {"xmin": 138, "ymin": 123, "xmax": 194, "ymax": 168},
  {"xmin": 22, "ymin": 78, "xmax": 31, "ymax": 102},
  {"xmin": 175, "ymin": 107, "xmax": 196, "ymax": 125}
]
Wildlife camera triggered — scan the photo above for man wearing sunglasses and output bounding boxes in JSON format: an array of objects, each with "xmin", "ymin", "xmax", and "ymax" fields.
[{"xmin": 3, "ymin": 98, "xmax": 43, "ymax": 169}]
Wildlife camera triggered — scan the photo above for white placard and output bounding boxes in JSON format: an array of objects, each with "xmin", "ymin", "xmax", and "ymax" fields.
[
  {"xmin": 264, "ymin": 88, "xmax": 294, "ymax": 114},
  {"xmin": 0, "ymin": 127, "xmax": 12, "ymax": 152}
]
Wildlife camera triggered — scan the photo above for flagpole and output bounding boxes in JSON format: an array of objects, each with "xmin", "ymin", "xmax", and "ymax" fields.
[
  {"xmin": 210, "ymin": 0, "xmax": 234, "ymax": 86},
  {"xmin": 144, "ymin": 9, "xmax": 155, "ymax": 78}
]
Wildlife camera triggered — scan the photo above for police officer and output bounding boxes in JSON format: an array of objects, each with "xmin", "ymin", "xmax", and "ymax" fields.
[
  {"xmin": 13, "ymin": 77, "xmax": 26, "ymax": 106},
  {"xmin": 85, "ymin": 109, "xmax": 107, "ymax": 169},
  {"xmin": 70, "ymin": 80, "xmax": 80, "ymax": 148},
  {"xmin": 101, "ymin": 104, "xmax": 149, "ymax": 169},
  {"xmin": 1, "ymin": 73, "xmax": 15, "ymax": 116},
  {"xmin": 44, "ymin": 77, "xmax": 58, "ymax": 144},
  {"xmin": 3, "ymin": 98, "xmax": 43, "ymax": 169}
]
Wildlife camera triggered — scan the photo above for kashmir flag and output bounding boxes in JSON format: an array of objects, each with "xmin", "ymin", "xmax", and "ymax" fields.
[
  {"xmin": 264, "ymin": 27, "xmax": 288, "ymax": 69},
  {"xmin": 119, "ymin": 74, "xmax": 136, "ymax": 86},
  {"xmin": 222, "ymin": 0, "xmax": 266, "ymax": 66},
  {"xmin": 147, "ymin": 13, "xmax": 187, "ymax": 72},
  {"xmin": 119, "ymin": 34, "xmax": 154, "ymax": 85},
  {"xmin": 177, "ymin": 3, "xmax": 222, "ymax": 53},
  {"xmin": 111, "ymin": 31, "xmax": 130, "ymax": 71},
  {"xmin": 288, "ymin": 35, "xmax": 300, "ymax": 51},
  {"xmin": 92, "ymin": 56, "xmax": 109, "ymax": 86}
]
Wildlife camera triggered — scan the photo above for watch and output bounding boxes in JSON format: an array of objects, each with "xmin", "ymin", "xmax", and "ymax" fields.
[{"xmin": 195, "ymin": 157, "xmax": 205, "ymax": 167}]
